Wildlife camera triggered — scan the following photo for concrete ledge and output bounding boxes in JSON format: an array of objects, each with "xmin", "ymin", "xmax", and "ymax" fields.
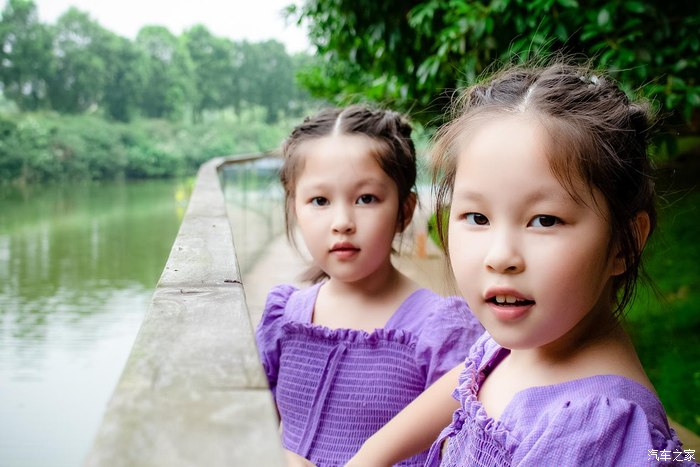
[{"xmin": 85, "ymin": 155, "xmax": 284, "ymax": 466}]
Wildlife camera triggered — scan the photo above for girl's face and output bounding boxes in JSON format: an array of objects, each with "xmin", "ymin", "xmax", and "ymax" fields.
[
  {"xmin": 293, "ymin": 134, "xmax": 403, "ymax": 285},
  {"xmin": 448, "ymin": 116, "xmax": 624, "ymax": 353}
]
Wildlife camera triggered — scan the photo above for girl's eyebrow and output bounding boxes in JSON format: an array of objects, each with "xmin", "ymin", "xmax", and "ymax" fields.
[
  {"xmin": 298, "ymin": 177, "xmax": 389, "ymax": 191},
  {"xmin": 451, "ymin": 189, "xmax": 483, "ymax": 201},
  {"xmin": 356, "ymin": 177, "xmax": 389, "ymax": 189},
  {"xmin": 452, "ymin": 188, "xmax": 572, "ymax": 204},
  {"xmin": 296, "ymin": 180, "xmax": 329, "ymax": 190}
]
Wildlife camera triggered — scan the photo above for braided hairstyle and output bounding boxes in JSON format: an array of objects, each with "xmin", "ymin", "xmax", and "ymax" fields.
[
  {"xmin": 431, "ymin": 60, "xmax": 657, "ymax": 318},
  {"xmin": 280, "ymin": 104, "xmax": 417, "ymax": 283}
]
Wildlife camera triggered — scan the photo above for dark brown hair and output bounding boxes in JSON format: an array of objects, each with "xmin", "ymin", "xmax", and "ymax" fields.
[
  {"xmin": 432, "ymin": 60, "xmax": 657, "ymax": 318},
  {"xmin": 280, "ymin": 104, "xmax": 417, "ymax": 283}
]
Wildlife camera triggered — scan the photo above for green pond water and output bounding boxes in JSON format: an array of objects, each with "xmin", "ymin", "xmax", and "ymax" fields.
[
  {"xmin": 0, "ymin": 179, "xmax": 188, "ymax": 467},
  {"xmin": 0, "ymin": 159, "xmax": 286, "ymax": 467}
]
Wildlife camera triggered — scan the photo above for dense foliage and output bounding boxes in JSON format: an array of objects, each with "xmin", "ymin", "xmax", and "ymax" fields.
[
  {"xmin": 0, "ymin": 109, "xmax": 295, "ymax": 183},
  {"xmin": 0, "ymin": 0, "xmax": 315, "ymax": 123},
  {"xmin": 291, "ymin": 0, "xmax": 699, "ymax": 134}
]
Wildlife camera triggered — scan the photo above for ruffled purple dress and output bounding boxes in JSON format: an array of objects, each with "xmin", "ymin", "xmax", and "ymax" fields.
[
  {"xmin": 255, "ymin": 283, "xmax": 484, "ymax": 466},
  {"xmin": 426, "ymin": 332, "xmax": 693, "ymax": 466}
]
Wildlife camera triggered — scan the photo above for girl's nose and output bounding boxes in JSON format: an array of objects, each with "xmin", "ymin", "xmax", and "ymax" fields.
[
  {"xmin": 484, "ymin": 231, "xmax": 525, "ymax": 274},
  {"xmin": 332, "ymin": 206, "xmax": 355, "ymax": 234}
]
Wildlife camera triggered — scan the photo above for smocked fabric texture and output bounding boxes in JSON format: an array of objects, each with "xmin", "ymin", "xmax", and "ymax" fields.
[
  {"xmin": 256, "ymin": 283, "xmax": 484, "ymax": 466},
  {"xmin": 426, "ymin": 333, "xmax": 692, "ymax": 467}
]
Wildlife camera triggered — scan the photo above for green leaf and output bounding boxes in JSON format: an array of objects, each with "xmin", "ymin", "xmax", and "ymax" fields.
[
  {"xmin": 623, "ymin": 1, "xmax": 646, "ymax": 14},
  {"xmin": 555, "ymin": 23, "xmax": 568, "ymax": 41},
  {"xmin": 580, "ymin": 28, "xmax": 599, "ymax": 42},
  {"xmin": 557, "ymin": 0, "xmax": 579, "ymax": 8},
  {"xmin": 597, "ymin": 8, "xmax": 611, "ymax": 27},
  {"xmin": 673, "ymin": 59, "xmax": 689, "ymax": 72}
]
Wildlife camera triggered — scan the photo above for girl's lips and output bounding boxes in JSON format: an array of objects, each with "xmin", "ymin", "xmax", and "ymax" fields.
[
  {"xmin": 330, "ymin": 242, "xmax": 360, "ymax": 259},
  {"xmin": 487, "ymin": 301, "xmax": 533, "ymax": 321},
  {"xmin": 484, "ymin": 288, "xmax": 534, "ymax": 322},
  {"xmin": 330, "ymin": 241, "xmax": 359, "ymax": 252}
]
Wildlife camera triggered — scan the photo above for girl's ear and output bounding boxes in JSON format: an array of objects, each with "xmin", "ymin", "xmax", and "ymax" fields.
[
  {"xmin": 612, "ymin": 211, "xmax": 651, "ymax": 276},
  {"xmin": 397, "ymin": 192, "xmax": 418, "ymax": 233},
  {"xmin": 633, "ymin": 211, "xmax": 652, "ymax": 253}
]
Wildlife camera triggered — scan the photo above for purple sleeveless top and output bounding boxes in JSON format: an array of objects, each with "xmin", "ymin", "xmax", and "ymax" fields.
[
  {"xmin": 255, "ymin": 283, "xmax": 484, "ymax": 466},
  {"xmin": 426, "ymin": 333, "xmax": 693, "ymax": 466}
]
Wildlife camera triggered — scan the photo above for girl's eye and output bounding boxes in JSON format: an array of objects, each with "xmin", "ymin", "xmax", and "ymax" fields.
[
  {"xmin": 356, "ymin": 194, "xmax": 377, "ymax": 205},
  {"xmin": 464, "ymin": 213, "xmax": 489, "ymax": 225},
  {"xmin": 529, "ymin": 215, "xmax": 561, "ymax": 227},
  {"xmin": 310, "ymin": 197, "xmax": 329, "ymax": 206}
]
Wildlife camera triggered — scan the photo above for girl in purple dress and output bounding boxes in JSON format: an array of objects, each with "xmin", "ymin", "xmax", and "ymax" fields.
[
  {"xmin": 347, "ymin": 62, "xmax": 694, "ymax": 466},
  {"xmin": 255, "ymin": 105, "xmax": 484, "ymax": 466}
]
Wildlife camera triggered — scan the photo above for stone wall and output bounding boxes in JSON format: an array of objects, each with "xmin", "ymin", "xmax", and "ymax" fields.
[{"xmin": 85, "ymin": 156, "xmax": 284, "ymax": 466}]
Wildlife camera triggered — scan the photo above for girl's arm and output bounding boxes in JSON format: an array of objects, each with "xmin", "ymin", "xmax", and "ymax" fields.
[
  {"xmin": 346, "ymin": 363, "xmax": 462, "ymax": 466},
  {"xmin": 285, "ymin": 450, "xmax": 316, "ymax": 467}
]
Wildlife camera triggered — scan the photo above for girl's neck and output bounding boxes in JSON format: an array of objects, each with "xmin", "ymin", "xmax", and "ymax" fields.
[
  {"xmin": 505, "ymin": 320, "xmax": 653, "ymax": 393},
  {"xmin": 314, "ymin": 265, "xmax": 420, "ymax": 332},
  {"xmin": 509, "ymin": 319, "xmax": 622, "ymax": 367},
  {"xmin": 478, "ymin": 323, "xmax": 654, "ymax": 422},
  {"xmin": 326, "ymin": 259, "xmax": 403, "ymax": 299},
  {"xmin": 536, "ymin": 305, "xmax": 619, "ymax": 361}
]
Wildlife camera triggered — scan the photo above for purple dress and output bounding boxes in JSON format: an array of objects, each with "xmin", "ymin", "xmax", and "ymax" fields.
[
  {"xmin": 426, "ymin": 332, "xmax": 693, "ymax": 467},
  {"xmin": 255, "ymin": 283, "xmax": 484, "ymax": 466}
]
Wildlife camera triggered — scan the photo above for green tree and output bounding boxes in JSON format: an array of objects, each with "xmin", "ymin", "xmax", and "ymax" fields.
[
  {"xmin": 253, "ymin": 40, "xmax": 296, "ymax": 123},
  {"xmin": 47, "ymin": 8, "xmax": 111, "ymax": 113},
  {"xmin": 135, "ymin": 26, "xmax": 195, "ymax": 120},
  {"xmin": 291, "ymin": 0, "xmax": 699, "ymax": 132},
  {"xmin": 0, "ymin": 0, "xmax": 53, "ymax": 111},
  {"xmin": 289, "ymin": 52, "xmax": 317, "ymax": 115},
  {"xmin": 182, "ymin": 25, "xmax": 236, "ymax": 121},
  {"xmin": 228, "ymin": 41, "xmax": 246, "ymax": 117},
  {"xmin": 100, "ymin": 34, "xmax": 147, "ymax": 122},
  {"xmin": 236, "ymin": 40, "xmax": 297, "ymax": 123}
]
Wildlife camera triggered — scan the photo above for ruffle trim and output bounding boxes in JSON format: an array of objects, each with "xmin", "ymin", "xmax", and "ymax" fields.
[
  {"xmin": 450, "ymin": 335, "xmax": 687, "ymax": 461},
  {"xmin": 281, "ymin": 321, "xmax": 417, "ymax": 348},
  {"xmin": 260, "ymin": 284, "xmax": 298, "ymax": 323},
  {"xmin": 450, "ymin": 337, "xmax": 516, "ymax": 452},
  {"xmin": 651, "ymin": 425, "xmax": 687, "ymax": 457}
]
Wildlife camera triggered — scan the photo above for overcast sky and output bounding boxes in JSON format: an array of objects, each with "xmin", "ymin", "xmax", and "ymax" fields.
[{"xmin": 32, "ymin": 0, "xmax": 311, "ymax": 53}]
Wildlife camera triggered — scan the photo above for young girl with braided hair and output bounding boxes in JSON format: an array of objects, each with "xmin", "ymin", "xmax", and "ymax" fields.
[{"xmin": 255, "ymin": 104, "xmax": 483, "ymax": 466}]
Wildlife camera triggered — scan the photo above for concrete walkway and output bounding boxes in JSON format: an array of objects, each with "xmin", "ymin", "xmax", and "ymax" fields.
[{"xmin": 242, "ymin": 232, "xmax": 307, "ymax": 327}]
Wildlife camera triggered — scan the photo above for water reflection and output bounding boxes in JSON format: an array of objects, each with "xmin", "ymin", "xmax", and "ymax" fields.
[{"xmin": 0, "ymin": 180, "xmax": 185, "ymax": 467}]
